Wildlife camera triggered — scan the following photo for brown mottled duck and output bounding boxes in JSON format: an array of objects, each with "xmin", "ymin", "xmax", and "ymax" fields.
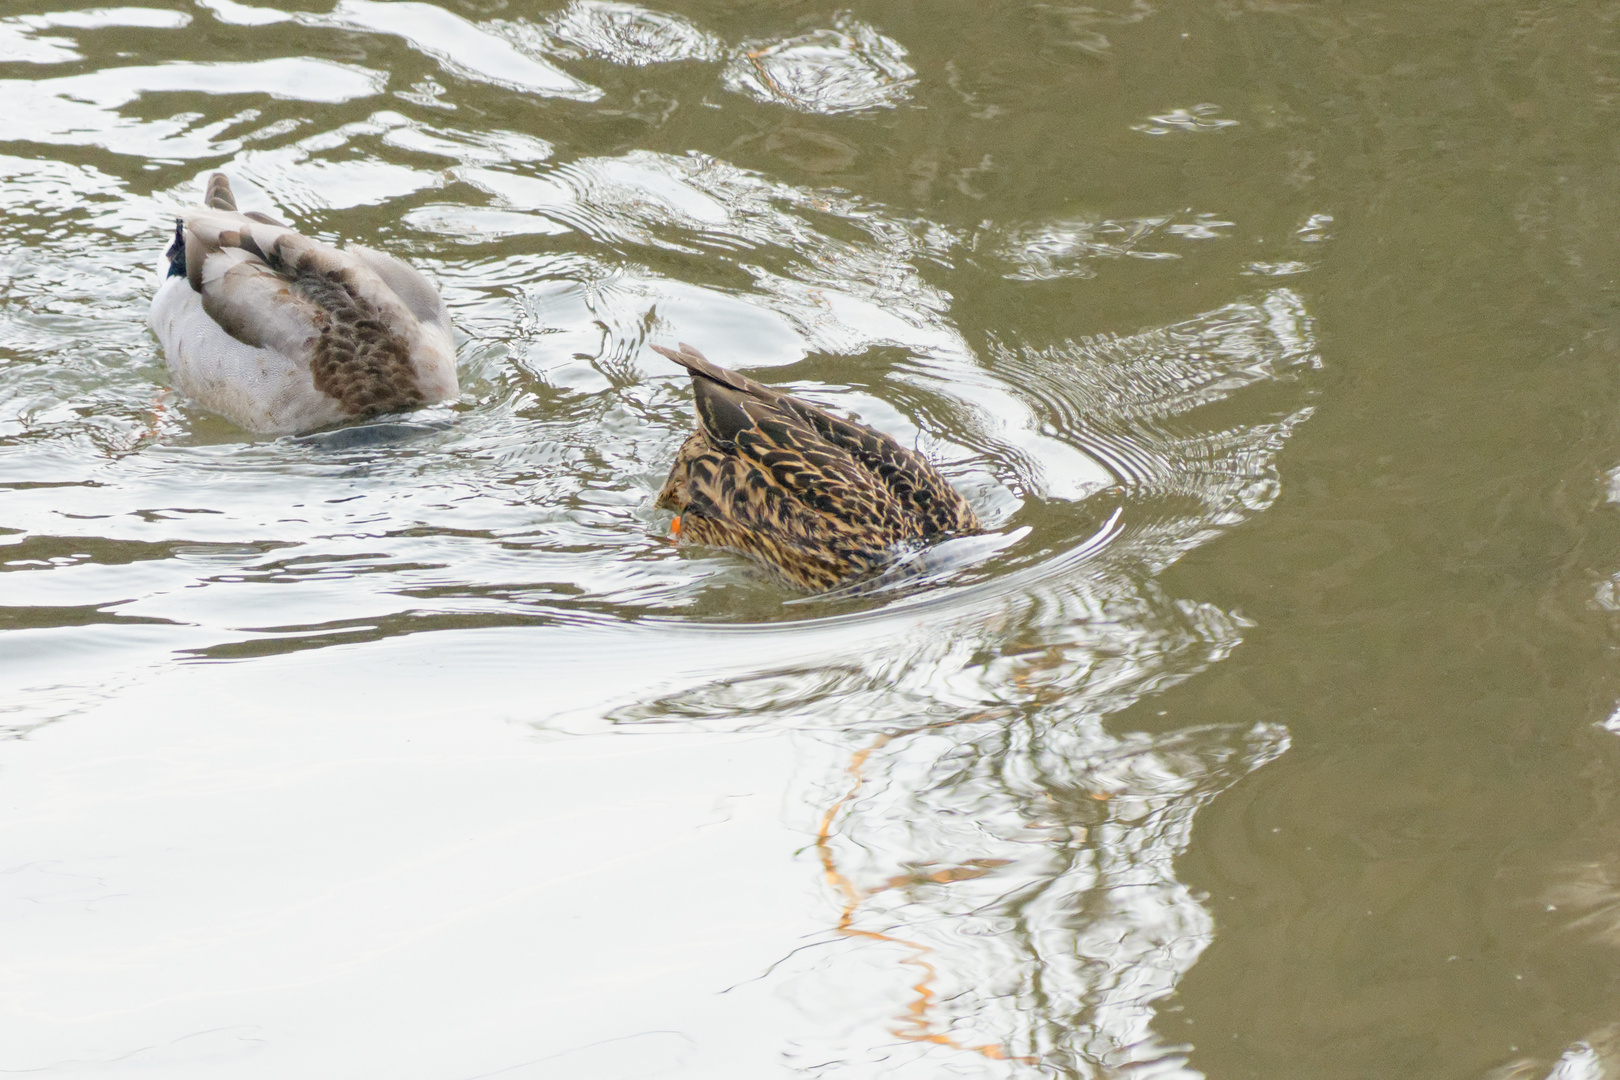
[{"xmin": 652, "ymin": 343, "xmax": 982, "ymax": 590}]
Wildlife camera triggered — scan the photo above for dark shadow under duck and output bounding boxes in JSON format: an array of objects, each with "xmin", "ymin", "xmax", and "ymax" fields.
[{"xmin": 652, "ymin": 343, "xmax": 982, "ymax": 590}]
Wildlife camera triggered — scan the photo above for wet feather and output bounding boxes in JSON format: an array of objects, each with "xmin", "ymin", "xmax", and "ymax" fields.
[
  {"xmin": 149, "ymin": 172, "xmax": 458, "ymax": 435},
  {"xmin": 654, "ymin": 342, "xmax": 981, "ymax": 590}
]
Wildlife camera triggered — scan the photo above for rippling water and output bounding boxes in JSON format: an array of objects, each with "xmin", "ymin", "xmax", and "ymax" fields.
[{"xmin": 6, "ymin": 1, "xmax": 1620, "ymax": 1078}]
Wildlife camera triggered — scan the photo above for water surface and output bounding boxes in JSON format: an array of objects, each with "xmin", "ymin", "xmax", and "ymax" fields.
[{"xmin": 2, "ymin": 1, "xmax": 1619, "ymax": 1078}]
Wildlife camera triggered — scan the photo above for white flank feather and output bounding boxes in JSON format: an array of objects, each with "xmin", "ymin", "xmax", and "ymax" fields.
[{"xmin": 147, "ymin": 173, "xmax": 460, "ymax": 435}]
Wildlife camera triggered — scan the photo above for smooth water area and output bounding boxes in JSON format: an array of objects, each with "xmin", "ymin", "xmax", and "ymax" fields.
[{"xmin": 3, "ymin": 1, "xmax": 1620, "ymax": 1077}]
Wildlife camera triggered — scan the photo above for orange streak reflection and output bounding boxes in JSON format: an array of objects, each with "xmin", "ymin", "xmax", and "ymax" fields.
[{"xmin": 814, "ymin": 726, "xmax": 1038, "ymax": 1065}]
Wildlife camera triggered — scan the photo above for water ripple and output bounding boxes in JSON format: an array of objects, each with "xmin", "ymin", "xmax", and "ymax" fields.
[
  {"xmin": 0, "ymin": 7, "xmax": 191, "ymax": 63},
  {"xmin": 329, "ymin": 0, "xmax": 602, "ymax": 102},
  {"xmin": 0, "ymin": 8, "xmax": 1323, "ymax": 1071},
  {"xmin": 0, "ymin": 60, "xmax": 386, "ymax": 159},
  {"xmin": 521, "ymin": 0, "xmax": 725, "ymax": 67},
  {"xmin": 723, "ymin": 14, "xmax": 917, "ymax": 115}
]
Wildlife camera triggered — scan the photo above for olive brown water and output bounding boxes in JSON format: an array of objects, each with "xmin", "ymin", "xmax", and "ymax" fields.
[{"xmin": 3, "ymin": 1, "xmax": 1619, "ymax": 1077}]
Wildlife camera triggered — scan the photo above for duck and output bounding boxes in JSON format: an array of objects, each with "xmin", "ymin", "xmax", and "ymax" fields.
[
  {"xmin": 148, "ymin": 172, "xmax": 457, "ymax": 435},
  {"xmin": 652, "ymin": 342, "xmax": 982, "ymax": 590}
]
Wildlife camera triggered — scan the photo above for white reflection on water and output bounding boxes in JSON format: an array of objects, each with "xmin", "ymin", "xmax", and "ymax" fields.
[
  {"xmin": 0, "ymin": 2, "xmax": 1321, "ymax": 1074},
  {"xmin": 329, "ymin": 0, "xmax": 602, "ymax": 102},
  {"xmin": 723, "ymin": 14, "xmax": 917, "ymax": 114},
  {"xmin": 198, "ymin": 0, "xmax": 610, "ymax": 100},
  {"xmin": 1544, "ymin": 1043, "xmax": 1607, "ymax": 1080},
  {"xmin": 0, "ymin": 7, "xmax": 190, "ymax": 63},
  {"xmin": 623, "ymin": 626, "xmax": 1290, "ymax": 1076},
  {"xmin": 518, "ymin": 0, "xmax": 725, "ymax": 67},
  {"xmin": 804, "ymin": 719, "xmax": 1287, "ymax": 1076},
  {"xmin": 194, "ymin": 0, "xmax": 292, "ymax": 26},
  {"xmin": 1036, "ymin": 0, "xmax": 1156, "ymax": 57},
  {"xmin": 0, "ymin": 60, "xmax": 386, "ymax": 158},
  {"xmin": 994, "ymin": 213, "xmax": 1241, "ymax": 281},
  {"xmin": 1131, "ymin": 105, "xmax": 1240, "ymax": 136},
  {"xmin": 1485, "ymin": 1036, "xmax": 1617, "ymax": 1080}
]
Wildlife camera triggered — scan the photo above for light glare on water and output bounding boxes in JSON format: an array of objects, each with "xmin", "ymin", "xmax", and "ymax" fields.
[{"xmin": 4, "ymin": 1, "xmax": 1620, "ymax": 1078}]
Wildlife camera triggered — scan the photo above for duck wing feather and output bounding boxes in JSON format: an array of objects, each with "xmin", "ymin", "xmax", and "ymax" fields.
[
  {"xmin": 345, "ymin": 243, "xmax": 453, "ymax": 335},
  {"xmin": 653, "ymin": 343, "xmax": 979, "ymax": 537},
  {"xmin": 181, "ymin": 205, "xmax": 452, "ymax": 416},
  {"xmin": 692, "ymin": 376, "xmax": 906, "ymax": 535}
]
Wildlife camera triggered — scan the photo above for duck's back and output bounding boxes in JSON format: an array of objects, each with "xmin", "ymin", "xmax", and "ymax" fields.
[
  {"xmin": 149, "ymin": 173, "xmax": 456, "ymax": 435},
  {"xmin": 654, "ymin": 343, "xmax": 980, "ymax": 588}
]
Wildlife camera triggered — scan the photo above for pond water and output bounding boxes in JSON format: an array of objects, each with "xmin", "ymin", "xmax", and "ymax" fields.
[{"xmin": 4, "ymin": 1, "xmax": 1620, "ymax": 1077}]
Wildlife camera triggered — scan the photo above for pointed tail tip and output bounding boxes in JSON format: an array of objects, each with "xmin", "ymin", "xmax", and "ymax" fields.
[
  {"xmin": 204, "ymin": 172, "xmax": 237, "ymax": 212},
  {"xmin": 651, "ymin": 343, "xmax": 712, "ymax": 377},
  {"xmin": 649, "ymin": 341, "xmax": 713, "ymax": 371}
]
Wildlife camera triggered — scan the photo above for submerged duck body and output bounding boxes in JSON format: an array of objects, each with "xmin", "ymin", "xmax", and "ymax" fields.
[
  {"xmin": 653, "ymin": 343, "xmax": 982, "ymax": 590},
  {"xmin": 148, "ymin": 173, "xmax": 457, "ymax": 435}
]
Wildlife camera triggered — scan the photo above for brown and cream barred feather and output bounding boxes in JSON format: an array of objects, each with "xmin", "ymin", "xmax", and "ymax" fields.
[
  {"xmin": 653, "ymin": 343, "xmax": 981, "ymax": 590},
  {"xmin": 182, "ymin": 175, "xmax": 437, "ymax": 418}
]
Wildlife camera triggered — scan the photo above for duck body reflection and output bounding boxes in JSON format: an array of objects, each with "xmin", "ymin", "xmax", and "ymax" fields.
[{"xmin": 652, "ymin": 342, "xmax": 982, "ymax": 590}]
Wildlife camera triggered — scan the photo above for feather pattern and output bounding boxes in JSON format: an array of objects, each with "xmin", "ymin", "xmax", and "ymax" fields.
[
  {"xmin": 148, "ymin": 172, "xmax": 457, "ymax": 435},
  {"xmin": 653, "ymin": 343, "xmax": 981, "ymax": 590}
]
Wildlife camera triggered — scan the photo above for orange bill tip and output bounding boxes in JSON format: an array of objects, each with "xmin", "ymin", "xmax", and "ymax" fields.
[{"xmin": 669, "ymin": 515, "xmax": 682, "ymax": 537}]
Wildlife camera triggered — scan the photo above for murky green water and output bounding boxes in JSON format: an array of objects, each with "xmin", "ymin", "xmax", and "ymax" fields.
[{"xmin": 4, "ymin": 1, "xmax": 1620, "ymax": 1076}]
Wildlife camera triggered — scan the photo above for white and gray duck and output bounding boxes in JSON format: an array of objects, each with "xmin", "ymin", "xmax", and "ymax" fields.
[{"xmin": 149, "ymin": 172, "xmax": 457, "ymax": 435}]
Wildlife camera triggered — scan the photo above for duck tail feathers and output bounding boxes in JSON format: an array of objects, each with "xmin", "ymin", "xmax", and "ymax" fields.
[
  {"xmin": 651, "ymin": 342, "xmax": 778, "ymax": 400},
  {"xmin": 204, "ymin": 172, "xmax": 237, "ymax": 212}
]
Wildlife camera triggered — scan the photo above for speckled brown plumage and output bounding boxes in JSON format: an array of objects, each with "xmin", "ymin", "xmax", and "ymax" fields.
[
  {"xmin": 281, "ymin": 255, "xmax": 424, "ymax": 417},
  {"xmin": 654, "ymin": 342, "xmax": 981, "ymax": 590},
  {"xmin": 185, "ymin": 177, "xmax": 426, "ymax": 419}
]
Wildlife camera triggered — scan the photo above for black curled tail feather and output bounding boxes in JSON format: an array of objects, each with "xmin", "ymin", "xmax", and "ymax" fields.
[{"xmin": 165, "ymin": 219, "xmax": 186, "ymax": 279}]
